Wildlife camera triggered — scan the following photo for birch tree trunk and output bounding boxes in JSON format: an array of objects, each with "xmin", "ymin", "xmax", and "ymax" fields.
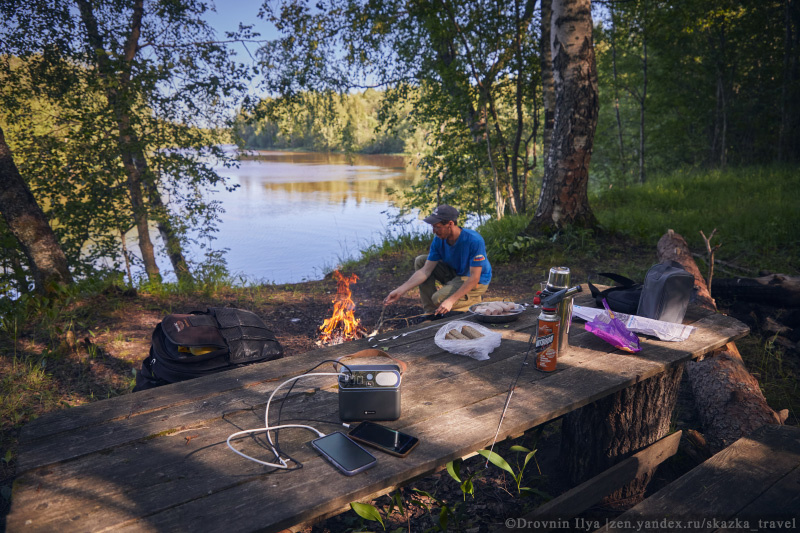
[
  {"xmin": 77, "ymin": 0, "xmax": 195, "ymax": 283},
  {"xmin": 0, "ymin": 126, "xmax": 73, "ymax": 292},
  {"xmin": 526, "ymin": 0, "xmax": 598, "ymax": 233}
]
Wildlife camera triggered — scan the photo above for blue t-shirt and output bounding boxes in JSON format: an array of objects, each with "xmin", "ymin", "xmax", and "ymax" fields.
[{"xmin": 427, "ymin": 228, "xmax": 492, "ymax": 285}]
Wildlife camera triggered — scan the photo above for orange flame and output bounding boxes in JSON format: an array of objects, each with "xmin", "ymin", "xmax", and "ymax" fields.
[{"xmin": 319, "ymin": 270, "xmax": 364, "ymax": 345}]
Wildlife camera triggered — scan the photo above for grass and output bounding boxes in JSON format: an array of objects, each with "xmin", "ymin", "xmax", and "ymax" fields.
[{"xmin": 591, "ymin": 165, "xmax": 800, "ymax": 275}]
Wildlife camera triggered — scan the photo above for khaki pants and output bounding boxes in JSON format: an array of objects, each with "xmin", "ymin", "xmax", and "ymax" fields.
[{"xmin": 415, "ymin": 254, "xmax": 489, "ymax": 314}]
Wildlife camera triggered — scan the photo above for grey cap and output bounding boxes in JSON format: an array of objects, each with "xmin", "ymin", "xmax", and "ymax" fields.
[{"xmin": 423, "ymin": 204, "xmax": 459, "ymax": 224}]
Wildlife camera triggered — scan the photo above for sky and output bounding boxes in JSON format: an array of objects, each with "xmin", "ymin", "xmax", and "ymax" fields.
[
  {"xmin": 204, "ymin": 0, "xmax": 275, "ymax": 38},
  {"xmin": 203, "ymin": 0, "xmax": 277, "ymax": 62},
  {"xmin": 202, "ymin": 0, "xmax": 278, "ymax": 98}
]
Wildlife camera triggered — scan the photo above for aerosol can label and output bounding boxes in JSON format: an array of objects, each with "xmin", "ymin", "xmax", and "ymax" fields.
[{"xmin": 535, "ymin": 310, "xmax": 560, "ymax": 372}]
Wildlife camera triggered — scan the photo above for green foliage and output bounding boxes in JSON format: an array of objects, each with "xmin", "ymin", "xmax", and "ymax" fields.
[
  {"xmin": 235, "ymin": 89, "xmax": 408, "ymax": 154},
  {"xmin": 478, "ymin": 214, "xmax": 536, "ymax": 262},
  {"xmin": 478, "ymin": 446, "xmax": 549, "ymax": 498},
  {"xmin": 350, "ymin": 501, "xmax": 385, "ymax": 530},
  {"xmin": 0, "ymin": 0, "xmax": 249, "ymax": 285},
  {"xmin": 592, "ymin": 0, "xmax": 800, "ymax": 185},
  {"xmin": 257, "ymin": 0, "xmax": 546, "ymax": 220},
  {"xmin": 592, "ymin": 165, "xmax": 800, "ymax": 273},
  {"xmin": 445, "ymin": 459, "xmax": 480, "ymax": 500}
]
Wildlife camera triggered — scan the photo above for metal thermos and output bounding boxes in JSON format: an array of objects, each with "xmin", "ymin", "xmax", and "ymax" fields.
[{"xmin": 540, "ymin": 267, "xmax": 572, "ymax": 355}]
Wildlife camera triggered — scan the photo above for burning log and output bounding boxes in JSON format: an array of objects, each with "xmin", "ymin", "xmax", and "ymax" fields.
[{"xmin": 318, "ymin": 270, "xmax": 368, "ymax": 345}]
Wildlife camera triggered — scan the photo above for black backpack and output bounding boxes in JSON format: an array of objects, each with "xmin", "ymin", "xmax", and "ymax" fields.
[
  {"xmin": 588, "ymin": 272, "xmax": 643, "ymax": 315},
  {"xmin": 133, "ymin": 307, "xmax": 283, "ymax": 391}
]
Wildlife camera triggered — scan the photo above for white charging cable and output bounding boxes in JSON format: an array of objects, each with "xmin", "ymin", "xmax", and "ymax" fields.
[{"xmin": 226, "ymin": 372, "xmax": 346, "ymax": 469}]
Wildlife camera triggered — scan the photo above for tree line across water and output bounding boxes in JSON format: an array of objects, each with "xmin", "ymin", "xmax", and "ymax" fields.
[{"xmin": 1, "ymin": 0, "xmax": 798, "ymax": 299}]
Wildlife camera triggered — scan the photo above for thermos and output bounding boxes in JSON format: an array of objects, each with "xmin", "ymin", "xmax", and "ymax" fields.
[{"xmin": 537, "ymin": 267, "xmax": 573, "ymax": 355}]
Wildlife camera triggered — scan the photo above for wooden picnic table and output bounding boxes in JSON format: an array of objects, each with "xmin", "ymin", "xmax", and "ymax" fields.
[{"xmin": 7, "ymin": 290, "xmax": 749, "ymax": 532}]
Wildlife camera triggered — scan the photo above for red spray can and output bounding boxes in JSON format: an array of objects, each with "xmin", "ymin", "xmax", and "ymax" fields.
[{"xmin": 535, "ymin": 306, "xmax": 560, "ymax": 372}]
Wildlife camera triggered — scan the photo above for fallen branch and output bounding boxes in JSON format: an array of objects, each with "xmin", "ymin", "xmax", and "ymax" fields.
[{"xmin": 699, "ymin": 229, "xmax": 721, "ymax": 299}]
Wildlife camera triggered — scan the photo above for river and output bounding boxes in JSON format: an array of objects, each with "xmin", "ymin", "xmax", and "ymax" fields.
[{"xmin": 188, "ymin": 150, "xmax": 425, "ymax": 284}]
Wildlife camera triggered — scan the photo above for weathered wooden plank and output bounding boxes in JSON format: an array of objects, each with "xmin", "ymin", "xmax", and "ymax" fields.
[
  {"xmin": 15, "ymin": 317, "xmax": 545, "ymax": 473},
  {"xmin": 18, "ymin": 311, "xmax": 541, "ymax": 445},
  {"xmin": 594, "ymin": 425, "xmax": 800, "ymax": 533},
  {"xmin": 515, "ymin": 430, "xmax": 682, "ymax": 530},
  {"xmin": 723, "ymin": 464, "xmax": 800, "ymax": 522},
  {"xmin": 7, "ymin": 331, "xmax": 618, "ymax": 532}
]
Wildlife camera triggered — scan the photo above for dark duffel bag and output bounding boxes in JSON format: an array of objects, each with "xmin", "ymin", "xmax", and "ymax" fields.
[
  {"xmin": 133, "ymin": 307, "xmax": 283, "ymax": 391},
  {"xmin": 588, "ymin": 272, "xmax": 643, "ymax": 315}
]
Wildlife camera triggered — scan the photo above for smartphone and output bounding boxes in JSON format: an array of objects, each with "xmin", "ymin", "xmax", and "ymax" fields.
[
  {"xmin": 311, "ymin": 431, "xmax": 377, "ymax": 476},
  {"xmin": 348, "ymin": 421, "xmax": 420, "ymax": 458}
]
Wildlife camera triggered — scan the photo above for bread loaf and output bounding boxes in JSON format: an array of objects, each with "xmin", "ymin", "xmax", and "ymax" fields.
[{"xmin": 461, "ymin": 325, "xmax": 484, "ymax": 339}]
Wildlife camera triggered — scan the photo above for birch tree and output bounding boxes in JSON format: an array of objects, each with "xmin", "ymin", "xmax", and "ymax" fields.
[{"xmin": 526, "ymin": 0, "xmax": 598, "ymax": 232}]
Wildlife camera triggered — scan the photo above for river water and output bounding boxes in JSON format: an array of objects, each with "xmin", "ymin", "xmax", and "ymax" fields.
[{"xmin": 190, "ymin": 150, "xmax": 425, "ymax": 283}]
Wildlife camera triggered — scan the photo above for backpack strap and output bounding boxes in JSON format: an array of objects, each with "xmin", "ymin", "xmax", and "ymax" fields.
[
  {"xmin": 597, "ymin": 272, "xmax": 638, "ymax": 287},
  {"xmin": 588, "ymin": 272, "xmax": 639, "ymax": 295},
  {"xmin": 333, "ymin": 349, "xmax": 408, "ymax": 374}
]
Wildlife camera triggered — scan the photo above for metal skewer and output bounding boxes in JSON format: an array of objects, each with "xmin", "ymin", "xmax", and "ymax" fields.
[{"xmin": 485, "ymin": 328, "xmax": 537, "ymax": 466}]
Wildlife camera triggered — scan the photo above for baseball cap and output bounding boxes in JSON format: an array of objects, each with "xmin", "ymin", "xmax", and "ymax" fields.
[{"xmin": 423, "ymin": 204, "xmax": 459, "ymax": 224}]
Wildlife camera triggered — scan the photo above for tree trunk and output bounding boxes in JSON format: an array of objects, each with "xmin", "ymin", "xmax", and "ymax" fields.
[
  {"xmin": 609, "ymin": 5, "xmax": 627, "ymax": 178},
  {"xmin": 711, "ymin": 274, "xmax": 800, "ymax": 308},
  {"xmin": 77, "ymin": 0, "xmax": 174, "ymax": 284},
  {"xmin": 657, "ymin": 229, "xmax": 785, "ymax": 453},
  {"xmin": 638, "ymin": 1, "xmax": 648, "ymax": 184},
  {"xmin": 140, "ymin": 160, "xmax": 192, "ymax": 282},
  {"xmin": 560, "ymin": 364, "xmax": 684, "ymax": 505},
  {"xmin": 118, "ymin": 131, "xmax": 161, "ymax": 283},
  {"xmin": 539, "ymin": 0, "xmax": 555, "ymax": 166},
  {"xmin": 0, "ymin": 126, "xmax": 73, "ymax": 292},
  {"xmin": 526, "ymin": 0, "xmax": 598, "ymax": 234}
]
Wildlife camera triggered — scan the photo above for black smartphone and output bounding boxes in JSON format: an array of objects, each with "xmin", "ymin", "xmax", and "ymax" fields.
[
  {"xmin": 348, "ymin": 421, "xmax": 420, "ymax": 457},
  {"xmin": 311, "ymin": 431, "xmax": 377, "ymax": 476}
]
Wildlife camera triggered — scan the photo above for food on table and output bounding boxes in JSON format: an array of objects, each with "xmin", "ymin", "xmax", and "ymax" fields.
[{"xmin": 473, "ymin": 301, "xmax": 520, "ymax": 316}]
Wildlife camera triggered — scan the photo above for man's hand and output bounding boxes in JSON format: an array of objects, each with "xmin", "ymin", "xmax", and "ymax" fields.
[
  {"xmin": 435, "ymin": 298, "xmax": 455, "ymax": 315},
  {"xmin": 383, "ymin": 289, "xmax": 402, "ymax": 306}
]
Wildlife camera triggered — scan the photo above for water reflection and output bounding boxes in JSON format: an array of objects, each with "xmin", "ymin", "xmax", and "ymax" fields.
[{"xmin": 201, "ymin": 151, "xmax": 425, "ymax": 284}]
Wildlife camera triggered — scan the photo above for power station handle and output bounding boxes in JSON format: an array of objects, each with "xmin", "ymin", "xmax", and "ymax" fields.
[{"xmin": 333, "ymin": 349, "xmax": 408, "ymax": 374}]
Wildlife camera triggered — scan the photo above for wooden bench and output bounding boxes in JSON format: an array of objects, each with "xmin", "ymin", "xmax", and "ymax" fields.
[{"xmin": 594, "ymin": 424, "xmax": 800, "ymax": 532}]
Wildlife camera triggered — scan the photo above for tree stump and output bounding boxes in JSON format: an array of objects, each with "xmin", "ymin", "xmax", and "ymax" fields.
[{"xmin": 560, "ymin": 364, "xmax": 684, "ymax": 506}]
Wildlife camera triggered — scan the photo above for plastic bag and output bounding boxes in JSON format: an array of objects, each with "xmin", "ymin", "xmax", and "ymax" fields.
[
  {"xmin": 434, "ymin": 320, "xmax": 502, "ymax": 361},
  {"xmin": 584, "ymin": 299, "xmax": 641, "ymax": 353}
]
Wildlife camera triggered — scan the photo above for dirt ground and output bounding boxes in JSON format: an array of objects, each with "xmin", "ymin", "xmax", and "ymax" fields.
[{"xmin": 1, "ymin": 238, "xmax": 798, "ymax": 531}]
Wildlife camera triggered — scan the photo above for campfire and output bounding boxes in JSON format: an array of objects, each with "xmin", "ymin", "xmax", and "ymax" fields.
[{"xmin": 318, "ymin": 270, "xmax": 368, "ymax": 345}]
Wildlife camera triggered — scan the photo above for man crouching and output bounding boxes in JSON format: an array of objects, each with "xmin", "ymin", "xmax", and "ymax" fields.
[{"xmin": 383, "ymin": 205, "xmax": 491, "ymax": 316}]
